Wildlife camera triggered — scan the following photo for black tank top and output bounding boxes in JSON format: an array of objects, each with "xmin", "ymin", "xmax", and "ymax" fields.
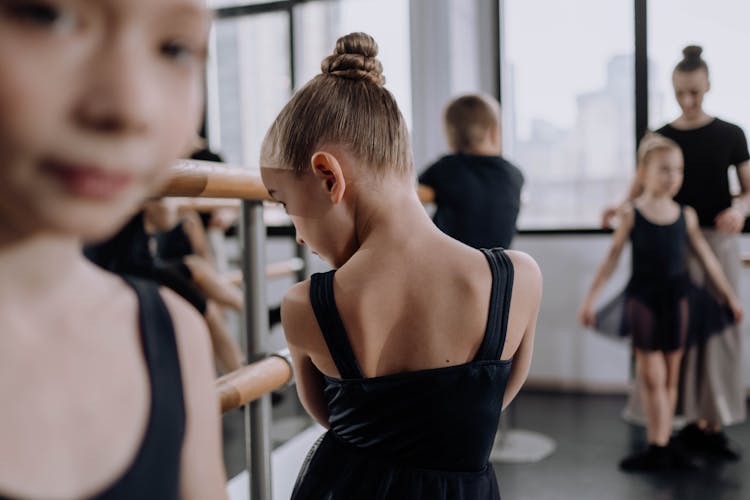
[
  {"xmin": 308, "ymin": 248, "xmax": 514, "ymax": 472},
  {"xmin": 0, "ymin": 277, "xmax": 186, "ymax": 500},
  {"xmin": 630, "ymin": 207, "xmax": 687, "ymax": 280}
]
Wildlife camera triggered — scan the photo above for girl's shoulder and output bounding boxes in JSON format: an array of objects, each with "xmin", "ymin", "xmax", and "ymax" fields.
[
  {"xmin": 280, "ymin": 278, "xmax": 319, "ymax": 349},
  {"xmin": 681, "ymin": 204, "xmax": 699, "ymax": 225},
  {"xmin": 613, "ymin": 201, "xmax": 636, "ymax": 229},
  {"xmin": 504, "ymin": 249, "xmax": 542, "ymax": 315},
  {"xmin": 504, "ymin": 250, "xmax": 541, "ymax": 287}
]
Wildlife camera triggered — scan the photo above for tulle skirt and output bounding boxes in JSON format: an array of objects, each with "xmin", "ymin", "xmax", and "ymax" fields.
[{"xmin": 594, "ymin": 273, "xmax": 732, "ymax": 353}]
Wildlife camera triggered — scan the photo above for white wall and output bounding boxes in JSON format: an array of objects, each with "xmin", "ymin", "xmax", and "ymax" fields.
[{"xmin": 514, "ymin": 233, "xmax": 750, "ymax": 393}]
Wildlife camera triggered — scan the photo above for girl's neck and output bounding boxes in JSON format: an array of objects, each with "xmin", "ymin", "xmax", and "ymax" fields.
[
  {"xmin": 0, "ymin": 231, "xmax": 88, "ymax": 302},
  {"xmin": 639, "ymin": 190, "xmax": 674, "ymax": 203},
  {"xmin": 636, "ymin": 192, "xmax": 678, "ymax": 214},
  {"xmin": 352, "ymin": 179, "xmax": 437, "ymax": 252}
]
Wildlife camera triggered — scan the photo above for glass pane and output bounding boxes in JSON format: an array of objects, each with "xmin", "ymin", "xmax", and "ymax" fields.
[
  {"xmin": 293, "ymin": 0, "xmax": 412, "ymax": 129},
  {"xmin": 648, "ymin": 0, "xmax": 750, "ymax": 193},
  {"xmin": 208, "ymin": 12, "xmax": 292, "ymax": 167},
  {"xmin": 502, "ymin": 0, "xmax": 634, "ymax": 229}
]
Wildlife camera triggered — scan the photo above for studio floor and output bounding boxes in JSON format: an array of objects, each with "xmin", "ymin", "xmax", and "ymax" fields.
[{"xmin": 223, "ymin": 390, "xmax": 750, "ymax": 500}]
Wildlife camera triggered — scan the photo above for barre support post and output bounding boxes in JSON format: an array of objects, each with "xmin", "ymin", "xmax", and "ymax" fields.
[{"xmin": 241, "ymin": 200, "xmax": 272, "ymax": 500}]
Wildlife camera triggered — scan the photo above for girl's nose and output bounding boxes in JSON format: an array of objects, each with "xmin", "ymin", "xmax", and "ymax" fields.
[{"xmin": 73, "ymin": 41, "xmax": 155, "ymax": 136}]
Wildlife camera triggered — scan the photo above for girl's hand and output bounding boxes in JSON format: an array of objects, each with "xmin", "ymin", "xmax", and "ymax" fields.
[
  {"xmin": 578, "ymin": 303, "xmax": 596, "ymax": 328},
  {"xmin": 601, "ymin": 206, "xmax": 618, "ymax": 229},
  {"xmin": 714, "ymin": 206, "xmax": 745, "ymax": 234},
  {"xmin": 728, "ymin": 297, "xmax": 744, "ymax": 324}
]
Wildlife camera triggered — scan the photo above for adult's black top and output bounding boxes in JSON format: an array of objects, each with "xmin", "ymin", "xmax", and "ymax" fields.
[
  {"xmin": 419, "ymin": 154, "xmax": 524, "ymax": 249},
  {"xmin": 657, "ymin": 118, "xmax": 749, "ymax": 228}
]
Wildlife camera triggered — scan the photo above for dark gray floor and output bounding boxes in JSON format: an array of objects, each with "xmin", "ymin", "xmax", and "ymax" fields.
[
  {"xmin": 494, "ymin": 392, "xmax": 749, "ymax": 500},
  {"xmin": 223, "ymin": 390, "xmax": 750, "ymax": 499}
]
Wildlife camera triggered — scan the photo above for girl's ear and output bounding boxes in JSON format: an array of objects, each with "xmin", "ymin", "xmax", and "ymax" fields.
[{"xmin": 310, "ymin": 151, "xmax": 346, "ymax": 204}]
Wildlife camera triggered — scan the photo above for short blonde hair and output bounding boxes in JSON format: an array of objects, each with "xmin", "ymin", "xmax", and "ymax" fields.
[
  {"xmin": 261, "ymin": 32, "xmax": 413, "ymax": 178},
  {"xmin": 443, "ymin": 93, "xmax": 500, "ymax": 152},
  {"xmin": 637, "ymin": 132, "xmax": 682, "ymax": 168}
]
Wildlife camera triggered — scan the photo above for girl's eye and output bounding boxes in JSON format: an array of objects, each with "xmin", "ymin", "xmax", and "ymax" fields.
[
  {"xmin": 3, "ymin": 1, "xmax": 74, "ymax": 32},
  {"xmin": 160, "ymin": 40, "xmax": 206, "ymax": 65}
]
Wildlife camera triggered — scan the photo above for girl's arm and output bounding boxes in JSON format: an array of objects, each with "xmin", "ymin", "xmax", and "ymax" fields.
[
  {"xmin": 601, "ymin": 170, "xmax": 643, "ymax": 228},
  {"xmin": 684, "ymin": 207, "xmax": 744, "ymax": 322},
  {"xmin": 281, "ymin": 282, "xmax": 331, "ymax": 428},
  {"xmin": 163, "ymin": 290, "xmax": 229, "ymax": 500},
  {"xmin": 715, "ymin": 161, "xmax": 750, "ymax": 234},
  {"xmin": 501, "ymin": 251, "xmax": 542, "ymax": 410},
  {"xmin": 181, "ymin": 210, "xmax": 213, "ymax": 262},
  {"xmin": 579, "ymin": 207, "xmax": 635, "ymax": 327}
]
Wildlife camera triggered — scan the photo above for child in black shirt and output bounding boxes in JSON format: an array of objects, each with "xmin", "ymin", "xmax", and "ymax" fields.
[{"xmin": 419, "ymin": 93, "xmax": 524, "ymax": 249}]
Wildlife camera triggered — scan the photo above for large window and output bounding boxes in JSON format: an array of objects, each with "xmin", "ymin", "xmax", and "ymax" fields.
[
  {"xmin": 502, "ymin": 0, "xmax": 635, "ymax": 229},
  {"xmin": 206, "ymin": 0, "xmax": 412, "ymax": 168},
  {"xmin": 293, "ymin": 0, "xmax": 412, "ymax": 128},
  {"xmin": 209, "ymin": 12, "xmax": 291, "ymax": 166}
]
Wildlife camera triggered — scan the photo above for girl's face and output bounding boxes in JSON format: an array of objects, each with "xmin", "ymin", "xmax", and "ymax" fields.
[
  {"xmin": 642, "ymin": 148, "xmax": 684, "ymax": 197},
  {"xmin": 0, "ymin": 0, "xmax": 210, "ymax": 242},
  {"xmin": 672, "ymin": 69, "xmax": 709, "ymax": 120},
  {"xmin": 261, "ymin": 167, "xmax": 357, "ymax": 269}
]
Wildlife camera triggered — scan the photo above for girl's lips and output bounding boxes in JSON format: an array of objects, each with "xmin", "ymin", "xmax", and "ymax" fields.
[{"xmin": 43, "ymin": 160, "xmax": 135, "ymax": 200}]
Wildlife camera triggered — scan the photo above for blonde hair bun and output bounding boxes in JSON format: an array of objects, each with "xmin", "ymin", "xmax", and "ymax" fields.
[{"xmin": 321, "ymin": 32, "xmax": 385, "ymax": 86}]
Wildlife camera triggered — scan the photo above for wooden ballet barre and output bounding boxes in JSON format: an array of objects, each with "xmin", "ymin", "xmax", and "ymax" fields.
[
  {"xmin": 267, "ymin": 257, "xmax": 305, "ymax": 279},
  {"xmin": 224, "ymin": 257, "xmax": 305, "ymax": 285},
  {"xmin": 159, "ymin": 159, "xmax": 272, "ymax": 200},
  {"xmin": 217, "ymin": 350, "xmax": 293, "ymax": 414},
  {"xmin": 171, "ymin": 197, "xmax": 241, "ymax": 214},
  {"xmin": 417, "ymin": 184, "xmax": 435, "ymax": 204},
  {"xmin": 742, "ymin": 254, "xmax": 750, "ymax": 266}
]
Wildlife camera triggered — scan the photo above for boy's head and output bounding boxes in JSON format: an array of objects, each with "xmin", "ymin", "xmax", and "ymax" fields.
[
  {"xmin": 443, "ymin": 93, "xmax": 501, "ymax": 155},
  {"xmin": 0, "ymin": 0, "xmax": 210, "ymax": 242}
]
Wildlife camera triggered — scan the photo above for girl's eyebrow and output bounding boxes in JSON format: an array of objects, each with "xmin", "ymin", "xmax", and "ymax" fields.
[{"xmin": 160, "ymin": 3, "xmax": 213, "ymax": 24}]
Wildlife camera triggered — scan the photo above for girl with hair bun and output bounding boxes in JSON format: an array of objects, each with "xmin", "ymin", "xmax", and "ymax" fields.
[
  {"xmin": 261, "ymin": 32, "xmax": 541, "ymax": 499},
  {"xmin": 603, "ymin": 45, "xmax": 750, "ymax": 461}
]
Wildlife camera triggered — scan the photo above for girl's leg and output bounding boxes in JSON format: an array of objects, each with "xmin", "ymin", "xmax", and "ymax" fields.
[
  {"xmin": 664, "ymin": 349, "xmax": 684, "ymax": 427},
  {"xmin": 184, "ymin": 255, "xmax": 245, "ymax": 311},
  {"xmin": 636, "ymin": 349, "xmax": 671, "ymax": 446}
]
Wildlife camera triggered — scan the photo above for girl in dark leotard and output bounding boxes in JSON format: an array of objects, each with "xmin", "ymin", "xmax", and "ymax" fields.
[
  {"xmin": 603, "ymin": 45, "xmax": 750, "ymax": 459},
  {"xmin": 581, "ymin": 134, "xmax": 742, "ymax": 472},
  {"xmin": 260, "ymin": 32, "xmax": 543, "ymax": 499},
  {"xmin": 0, "ymin": 1, "xmax": 227, "ymax": 498}
]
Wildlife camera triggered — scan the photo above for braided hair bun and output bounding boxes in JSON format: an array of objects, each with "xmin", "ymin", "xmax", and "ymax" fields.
[{"xmin": 321, "ymin": 32, "xmax": 385, "ymax": 86}]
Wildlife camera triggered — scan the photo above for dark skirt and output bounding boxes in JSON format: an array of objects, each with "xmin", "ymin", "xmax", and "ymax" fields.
[
  {"xmin": 594, "ymin": 274, "xmax": 731, "ymax": 353},
  {"xmin": 292, "ymin": 432, "xmax": 501, "ymax": 500}
]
